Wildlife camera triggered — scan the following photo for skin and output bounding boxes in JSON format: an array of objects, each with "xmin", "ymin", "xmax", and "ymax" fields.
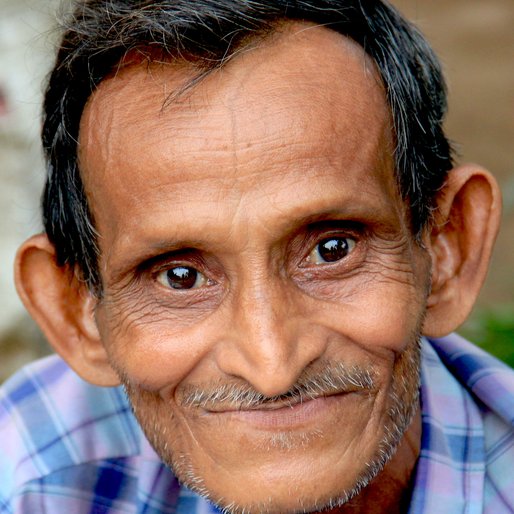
[
  {"xmin": 79, "ymin": 25, "xmax": 428, "ymax": 513},
  {"xmin": 14, "ymin": 22, "xmax": 502, "ymax": 514}
]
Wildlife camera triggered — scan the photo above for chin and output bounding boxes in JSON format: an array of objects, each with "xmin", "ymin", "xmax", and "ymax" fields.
[
  {"xmin": 130, "ymin": 394, "xmax": 418, "ymax": 514},
  {"xmin": 169, "ymin": 432, "xmax": 404, "ymax": 514}
]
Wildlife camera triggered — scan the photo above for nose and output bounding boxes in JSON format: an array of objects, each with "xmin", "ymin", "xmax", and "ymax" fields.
[{"xmin": 214, "ymin": 273, "xmax": 327, "ymax": 398}]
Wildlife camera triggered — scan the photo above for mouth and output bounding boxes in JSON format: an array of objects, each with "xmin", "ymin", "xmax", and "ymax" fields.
[
  {"xmin": 179, "ymin": 363, "xmax": 376, "ymax": 430},
  {"xmin": 204, "ymin": 387, "xmax": 360, "ymax": 411},
  {"xmin": 204, "ymin": 390, "xmax": 369, "ymax": 430}
]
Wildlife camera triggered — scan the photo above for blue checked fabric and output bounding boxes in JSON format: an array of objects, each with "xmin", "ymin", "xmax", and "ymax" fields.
[{"xmin": 1, "ymin": 334, "xmax": 513, "ymax": 513}]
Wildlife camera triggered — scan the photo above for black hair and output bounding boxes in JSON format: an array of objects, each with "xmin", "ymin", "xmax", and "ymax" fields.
[{"xmin": 42, "ymin": 0, "xmax": 453, "ymax": 293}]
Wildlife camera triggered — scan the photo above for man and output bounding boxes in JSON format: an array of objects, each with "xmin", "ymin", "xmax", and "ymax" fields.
[{"xmin": 1, "ymin": 0, "xmax": 513, "ymax": 513}]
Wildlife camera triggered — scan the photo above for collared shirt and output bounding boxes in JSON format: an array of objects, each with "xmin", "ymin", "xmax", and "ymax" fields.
[{"xmin": 1, "ymin": 334, "xmax": 513, "ymax": 513}]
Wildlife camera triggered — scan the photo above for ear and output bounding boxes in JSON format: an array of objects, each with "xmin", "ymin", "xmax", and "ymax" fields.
[
  {"xmin": 14, "ymin": 234, "xmax": 120, "ymax": 386},
  {"xmin": 423, "ymin": 164, "xmax": 501, "ymax": 337}
]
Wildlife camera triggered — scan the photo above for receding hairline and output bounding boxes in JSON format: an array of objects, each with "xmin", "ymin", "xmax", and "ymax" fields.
[{"xmin": 93, "ymin": 19, "xmax": 382, "ymax": 108}]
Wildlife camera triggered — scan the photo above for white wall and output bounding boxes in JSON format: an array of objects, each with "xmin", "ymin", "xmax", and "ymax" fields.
[{"xmin": 0, "ymin": 0, "xmax": 63, "ymax": 378}]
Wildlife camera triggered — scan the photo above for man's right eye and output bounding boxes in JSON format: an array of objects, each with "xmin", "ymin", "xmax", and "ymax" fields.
[{"xmin": 157, "ymin": 266, "xmax": 208, "ymax": 290}]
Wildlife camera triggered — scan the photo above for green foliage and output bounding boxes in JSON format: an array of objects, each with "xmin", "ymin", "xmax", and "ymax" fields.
[{"xmin": 461, "ymin": 305, "xmax": 514, "ymax": 368}]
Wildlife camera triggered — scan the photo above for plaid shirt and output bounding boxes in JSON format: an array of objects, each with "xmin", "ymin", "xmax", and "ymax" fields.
[{"xmin": 1, "ymin": 334, "xmax": 513, "ymax": 513}]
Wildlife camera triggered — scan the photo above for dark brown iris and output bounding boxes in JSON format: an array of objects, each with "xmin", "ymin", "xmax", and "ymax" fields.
[
  {"xmin": 166, "ymin": 266, "xmax": 198, "ymax": 289},
  {"xmin": 317, "ymin": 238, "xmax": 350, "ymax": 262}
]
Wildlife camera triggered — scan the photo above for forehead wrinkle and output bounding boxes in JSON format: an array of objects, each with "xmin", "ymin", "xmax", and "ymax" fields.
[
  {"xmin": 101, "ymin": 167, "xmax": 394, "ymax": 277},
  {"xmin": 85, "ymin": 62, "xmax": 384, "ymax": 180},
  {"xmin": 81, "ymin": 24, "xmax": 388, "ymax": 177}
]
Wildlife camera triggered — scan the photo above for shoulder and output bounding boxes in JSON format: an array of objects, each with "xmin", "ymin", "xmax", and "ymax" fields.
[
  {"xmin": 426, "ymin": 333, "xmax": 514, "ymax": 425},
  {"xmin": 419, "ymin": 334, "xmax": 514, "ymax": 513},
  {"xmin": 0, "ymin": 355, "xmax": 141, "ymax": 506}
]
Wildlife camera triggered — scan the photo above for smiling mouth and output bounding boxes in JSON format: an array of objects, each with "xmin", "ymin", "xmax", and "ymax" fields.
[
  {"xmin": 203, "ymin": 390, "xmax": 371, "ymax": 430},
  {"xmin": 179, "ymin": 363, "xmax": 376, "ymax": 428},
  {"xmin": 204, "ymin": 388, "xmax": 363, "ymax": 413}
]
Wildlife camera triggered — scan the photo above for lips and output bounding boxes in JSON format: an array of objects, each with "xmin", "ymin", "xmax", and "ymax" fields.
[
  {"xmin": 203, "ymin": 387, "xmax": 363, "ymax": 413},
  {"xmin": 201, "ymin": 390, "xmax": 372, "ymax": 431}
]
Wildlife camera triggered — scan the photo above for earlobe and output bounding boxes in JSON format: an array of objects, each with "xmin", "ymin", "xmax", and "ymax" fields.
[
  {"xmin": 14, "ymin": 234, "xmax": 120, "ymax": 386},
  {"xmin": 423, "ymin": 165, "xmax": 501, "ymax": 337}
]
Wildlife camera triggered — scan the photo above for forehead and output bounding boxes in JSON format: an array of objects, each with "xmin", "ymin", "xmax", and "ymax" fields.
[{"xmin": 79, "ymin": 23, "xmax": 402, "ymax": 262}]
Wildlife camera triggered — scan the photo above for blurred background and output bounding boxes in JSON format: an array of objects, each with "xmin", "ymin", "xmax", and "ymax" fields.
[{"xmin": 0, "ymin": 0, "xmax": 513, "ymax": 382}]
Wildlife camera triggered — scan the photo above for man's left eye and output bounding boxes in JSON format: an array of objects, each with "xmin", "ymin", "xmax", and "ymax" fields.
[
  {"xmin": 157, "ymin": 266, "xmax": 208, "ymax": 290},
  {"xmin": 308, "ymin": 237, "xmax": 356, "ymax": 265}
]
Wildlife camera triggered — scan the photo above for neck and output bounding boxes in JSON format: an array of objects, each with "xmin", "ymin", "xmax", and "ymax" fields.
[{"xmin": 323, "ymin": 407, "xmax": 422, "ymax": 514}]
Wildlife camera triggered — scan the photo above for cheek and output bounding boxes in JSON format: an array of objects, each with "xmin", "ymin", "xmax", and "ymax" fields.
[
  {"xmin": 313, "ymin": 281, "xmax": 427, "ymax": 355},
  {"xmin": 95, "ymin": 246, "xmax": 429, "ymax": 392},
  {"xmin": 351, "ymin": 292, "xmax": 423, "ymax": 348},
  {"xmin": 298, "ymin": 242, "xmax": 431, "ymax": 356},
  {"xmin": 95, "ymin": 305, "xmax": 218, "ymax": 391}
]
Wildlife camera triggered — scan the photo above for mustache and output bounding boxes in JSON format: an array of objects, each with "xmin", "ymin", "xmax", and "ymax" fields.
[{"xmin": 178, "ymin": 362, "xmax": 376, "ymax": 410}]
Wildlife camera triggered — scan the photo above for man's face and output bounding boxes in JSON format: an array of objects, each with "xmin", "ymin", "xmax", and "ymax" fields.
[{"xmin": 79, "ymin": 24, "xmax": 430, "ymax": 513}]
